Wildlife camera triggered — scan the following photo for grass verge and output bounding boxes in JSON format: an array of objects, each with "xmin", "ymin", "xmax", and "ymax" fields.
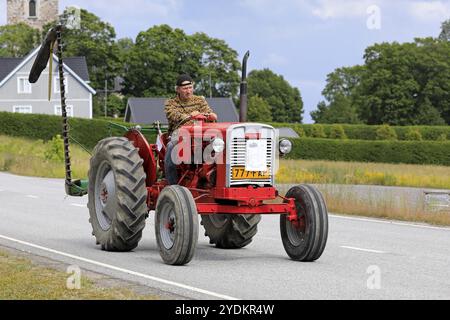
[
  {"xmin": 276, "ymin": 159, "xmax": 450, "ymax": 190},
  {"xmin": 0, "ymin": 249, "xmax": 160, "ymax": 300}
]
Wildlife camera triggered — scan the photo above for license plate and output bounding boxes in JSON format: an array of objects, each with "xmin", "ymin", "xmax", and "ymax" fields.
[{"xmin": 232, "ymin": 167, "xmax": 270, "ymax": 179}]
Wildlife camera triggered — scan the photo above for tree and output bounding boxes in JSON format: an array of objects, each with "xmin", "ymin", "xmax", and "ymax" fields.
[
  {"xmin": 358, "ymin": 39, "xmax": 449, "ymax": 125},
  {"xmin": 191, "ymin": 32, "xmax": 240, "ymax": 98},
  {"xmin": 122, "ymin": 25, "xmax": 241, "ymax": 99},
  {"xmin": 247, "ymin": 69, "xmax": 303, "ymax": 123},
  {"xmin": 0, "ymin": 23, "xmax": 40, "ymax": 57},
  {"xmin": 247, "ymin": 95, "xmax": 272, "ymax": 122},
  {"xmin": 42, "ymin": 8, "xmax": 121, "ymax": 90},
  {"xmin": 311, "ymin": 94, "xmax": 361, "ymax": 124},
  {"xmin": 122, "ymin": 25, "xmax": 202, "ymax": 97},
  {"xmin": 439, "ymin": 19, "xmax": 450, "ymax": 41},
  {"xmin": 311, "ymin": 66, "xmax": 364, "ymax": 124}
]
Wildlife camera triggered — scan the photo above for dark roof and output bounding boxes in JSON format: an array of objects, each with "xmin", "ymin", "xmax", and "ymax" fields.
[
  {"xmin": 277, "ymin": 127, "xmax": 300, "ymax": 138},
  {"xmin": 64, "ymin": 57, "xmax": 90, "ymax": 81},
  {"xmin": 0, "ymin": 55, "xmax": 90, "ymax": 82},
  {"xmin": 125, "ymin": 97, "xmax": 239, "ymax": 124},
  {"xmin": 0, "ymin": 58, "xmax": 23, "ymax": 82}
]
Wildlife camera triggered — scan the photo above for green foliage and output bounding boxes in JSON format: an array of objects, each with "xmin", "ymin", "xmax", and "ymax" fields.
[
  {"xmin": 191, "ymin": 32, "xmax": 241, "ymax": 98},
  {"xmin": 270, "ymin": 123, "xmax": 450, "ymax": 141},
  {"xmin": 247, "ymin": 96, "xmax": 272, "ymax": 122},
  {"xmin": 247, "ymin": 69, "xmax": 303, "ymax": 123},
  {"xmin": 0, "ymin": 112, "xmax": 156, "ymax": 151},
  {"xmin": 311, "ymin": 66, "xmax": 364, "ymax": 124},
  {"xmin": 314, "ymin": 37, "xmax": 450, "ymax": 125},
  {"xmin": 329, "ymin": 124, "xmax": 347, "ymax": 139},
  {"xmin": 44, "ymin": 134, "xmax": 64, "ymax": 162},
  {"xmin": 376, "ymin": 125, "xmax": 398, "ymax": 140},
  {"xmin": 437, "ymin": 133, "xmax": 447, "ymax": 141},
  {"xmin": 439, "ymin": 19, "xmax": 450, "ymax": 41},
  {"xmin": 404, "ymin": 128, "xmax": 423, "ymax": 141},
  {"xmin": 122, "ymin": 25, "xmax": 240, "ymax": 98},
  {"xmin": 311, "ymin": 124, "xmax": 326, "ymax": 138},
  {"xmin": 0, "ymin": 23, "xmax": 41, "ymax": 57},
  {"xmin": 286, "ymin": 138, "xmax": 450, "ymax": 166}
]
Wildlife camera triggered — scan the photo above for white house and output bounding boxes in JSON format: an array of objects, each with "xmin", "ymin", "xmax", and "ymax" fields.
[{"xmin": 0, "ymin": 46, "xmax": 96, "ymax": 118}]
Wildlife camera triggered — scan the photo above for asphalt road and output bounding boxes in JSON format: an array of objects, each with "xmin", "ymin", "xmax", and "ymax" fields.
[{"xmin": 1, "ymin": 172, "xmax": 449, "ymax": 300}]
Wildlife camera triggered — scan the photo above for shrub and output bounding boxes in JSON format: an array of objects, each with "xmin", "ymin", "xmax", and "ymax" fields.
[
  {"xmin": 286, "ymin": 138, "xmax": 450, "ymax": 166},
  {"xmin": 376, "ymin": 125, "xmax": 397, "ymax": 140},
  {"xmin": 437, "ymin": 133, "xmax": 447, "ymax": 141},
  {"xmin": 404, "ymin": 128, "xmax": 423, "ymax": 141},
  {"xmin": 311, "ymin": 124, "xmax": 326, "ymax": 138},
  {"xmin": 44, "ymin": 134, "xmax": 64, "ymax": 161},
  {"xmin": 329, "ymin": 124, "xmax": 347, "ymax": 139}
]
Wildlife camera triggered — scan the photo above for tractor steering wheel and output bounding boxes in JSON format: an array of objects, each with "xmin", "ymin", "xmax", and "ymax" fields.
[{"xmin": 177, "ymin": 113, "xmax": 217, "ymax": 128}]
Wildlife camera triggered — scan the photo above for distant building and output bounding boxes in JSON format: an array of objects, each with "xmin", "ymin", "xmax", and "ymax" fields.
[
  {"xmin": 125, "ymin": 97, "xmax": 239, "ymax": 125},
  {"xmin": 7, "ymin": 0, "xmax": 59, "ymax": 30},
  {"xmin": 0, "ymin": 46, "xmax": 96, "ymax": 118}
]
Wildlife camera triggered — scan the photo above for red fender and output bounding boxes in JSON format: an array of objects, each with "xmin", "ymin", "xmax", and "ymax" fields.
[{"xmin": 124, "ymin": 129, "xmax": 157, "ymax": 187}]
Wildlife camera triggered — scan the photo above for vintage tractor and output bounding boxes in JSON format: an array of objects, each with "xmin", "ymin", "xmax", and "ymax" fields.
[{"xmin": 29, "ymin": 26, "xmax": 328, "ymax": 265}]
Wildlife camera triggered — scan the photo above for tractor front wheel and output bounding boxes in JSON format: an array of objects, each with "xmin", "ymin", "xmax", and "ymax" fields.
[
  {"xmin": 155, "ymin": 185, "xmax": 199, "ymax": 265},
  {"xmin": 280, "ymin": 184, "xmax": 328, "ymax": 261},
  {"xmin": 201, "ymin": 214, "xmax": 261, "ymax": 249},
  {"xmin": 87, "ymin": 137, "xmax": 148, "ymax": 252}
]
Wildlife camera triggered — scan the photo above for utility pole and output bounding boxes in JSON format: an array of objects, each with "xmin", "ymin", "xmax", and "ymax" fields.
[{"xmin": 209, "ymin": 71, "xmax": 212, "ymax": 98}]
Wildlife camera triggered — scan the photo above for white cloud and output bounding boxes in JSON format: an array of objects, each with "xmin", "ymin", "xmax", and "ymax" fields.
[
  {"xmin": 311, "ymin": 0, "xmax": 383, "ymax": 20},
  {"xmin": 409, "ymin": 1, "xmax": 450, "ymax": 22}
]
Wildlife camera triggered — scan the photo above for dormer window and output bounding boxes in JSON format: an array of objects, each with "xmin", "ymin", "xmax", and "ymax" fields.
[{"xmin": 29, "ymin": 0, "xmax": 37, "ymax": 17}]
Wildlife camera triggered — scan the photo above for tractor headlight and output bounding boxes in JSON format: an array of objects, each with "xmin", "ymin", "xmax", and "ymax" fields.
[
  {"xmin": 212, "ymin": 138, "xmax": 225, "ymax": 153},
  {"xmin": 279, "ymin": 139, "xmax": 292, "ymax": 154}
]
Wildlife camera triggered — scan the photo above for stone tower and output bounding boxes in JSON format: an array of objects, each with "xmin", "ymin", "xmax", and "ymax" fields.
[{"xmin": 7, "ymin": 0, "xmax": 59, "ymax": 30}]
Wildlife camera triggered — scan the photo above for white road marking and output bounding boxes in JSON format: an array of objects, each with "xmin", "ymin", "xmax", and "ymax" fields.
[
  {"xmin": 0, "ymin": 234, "xmax": 239, "ymax": 300},
  {"xmin": 26, "ymin": 195, "xmax": 39, "ymax": 199},
  {"xmin": 70, "ymin": 203, "xmax": 86, "ymax": 207},
  {"xmin": 340, "ymin": 246, "xmax": 386, "ymax": 254},
  {"xmin": 330, "ymin": 214, "xmax": 450, "ymax": 231}
]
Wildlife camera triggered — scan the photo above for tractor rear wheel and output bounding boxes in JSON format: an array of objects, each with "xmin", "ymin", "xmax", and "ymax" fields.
[
  {"xmin": 155, "ymin": 185, "xmax": 199, "ymax": 265},
  {"xmin": 87, "ymin": 137, "xmax": 147, "ymax": 252},
  {"xmin": 201, "ymin": 214, "xmax": 261, "ymax": 249},
  {"xmin": 280, "ymin": 184, "xmax": 328, "ymax": 261}
]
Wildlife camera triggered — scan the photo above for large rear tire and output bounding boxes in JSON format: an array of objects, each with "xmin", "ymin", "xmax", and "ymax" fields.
[
  {"xmin": 280, "ymin": 184, "xmax": 328, "ymax": 261},
  {"xmin": 155, "ymin": 185, "xmax": 199, "ymax": 265},
  {"xmin": 87, "ymin": 137, "xmax": 148, "ymax": 252},
  {"xmin": 201, "ymin": 214, "xmax": 261, "ymax": 249}
]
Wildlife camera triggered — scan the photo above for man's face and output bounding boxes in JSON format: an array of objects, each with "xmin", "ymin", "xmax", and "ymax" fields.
[{"xmin": 177, "ymin": 83, "xmax": 194, "ymax": 100}]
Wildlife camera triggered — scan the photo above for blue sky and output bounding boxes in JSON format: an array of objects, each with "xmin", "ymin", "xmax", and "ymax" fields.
[{"xmin": 1, "ymin": 0, "xmax": 449, "ymax": 123}]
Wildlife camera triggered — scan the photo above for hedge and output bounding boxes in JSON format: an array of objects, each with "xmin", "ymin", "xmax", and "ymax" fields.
[
  {"xmin": 286, "ymin": 138, "xmax": 450, "ymax": 166},
  {"xmin": 0, "ymin": 112, "xmax": 157, "ymax": 150},
  {"xmin": 270, "ymin": 122, "xmax": 450, "ymax": 141},
  {"xmin": 1, "ymin": 112, "xmax": 449, "ymax": 166}
]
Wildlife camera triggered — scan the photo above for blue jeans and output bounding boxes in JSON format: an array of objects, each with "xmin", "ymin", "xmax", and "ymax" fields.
[{"xmin": 164, "ymin": 140, "xmax": 178, "ymax": 185}]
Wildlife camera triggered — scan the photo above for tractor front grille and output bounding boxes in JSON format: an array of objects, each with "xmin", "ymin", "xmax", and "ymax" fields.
[{"xmin": 225, "ymin": 123, "xmax": 276, "ymax": 187}]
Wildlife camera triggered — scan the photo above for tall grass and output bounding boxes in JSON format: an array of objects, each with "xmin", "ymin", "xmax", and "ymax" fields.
[
  {"xmin": 276, "ymin": 159, "xmax": 450, "ymax": 190},
  {"xmin": 0, "ymin": 135, "xmax": 90, "ymax": 179}
]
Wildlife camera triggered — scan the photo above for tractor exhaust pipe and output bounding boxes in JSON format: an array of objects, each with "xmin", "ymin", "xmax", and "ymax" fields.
[{"xmin": 239, "ymin": 51, "xmax": 250, "ymax": 122}]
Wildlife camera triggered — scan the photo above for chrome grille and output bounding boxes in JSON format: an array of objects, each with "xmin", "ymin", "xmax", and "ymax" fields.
[{"xmin": 229, "ymin": 137, "xmax": 273, "ymax": 186}]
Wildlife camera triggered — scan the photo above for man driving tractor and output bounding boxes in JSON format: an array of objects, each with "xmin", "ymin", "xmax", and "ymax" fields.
[{"xmin": 164, "ymin": 74, "xmax": 218, "ymax": 184}]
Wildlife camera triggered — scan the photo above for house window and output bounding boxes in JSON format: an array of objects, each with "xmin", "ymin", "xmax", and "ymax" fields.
[
  {"xmin": 55, "ymin": 105, "xmax": 74, "ymax": 117},
  {"xmin": 54, "ymin": 76, "xmax": 68, "ymax": 93},
  {"xmin": 17, "ymin": 77, "xmax": 32, "ymax": 94},
  {"xmin": 29, "ymin": 0, "xmax": 37, "ymax": 17},
  {"xmin": 13, "ymin": 106, "xmax": 33, "ymax": 114}
]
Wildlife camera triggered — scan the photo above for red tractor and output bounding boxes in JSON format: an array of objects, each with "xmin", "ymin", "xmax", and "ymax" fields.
[{"xmin": 30, "ymin": 26, "xmax": 328, "ymax": 266}]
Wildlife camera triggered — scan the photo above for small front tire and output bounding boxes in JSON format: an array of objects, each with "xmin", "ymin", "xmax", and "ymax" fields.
[
  {"xmin": 155, "ymin": 185, "xmax": 199, "ymax": 265},
  {"xmin": 280, "ymin": 184, "xmax": 328, "ymax": 261}
]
